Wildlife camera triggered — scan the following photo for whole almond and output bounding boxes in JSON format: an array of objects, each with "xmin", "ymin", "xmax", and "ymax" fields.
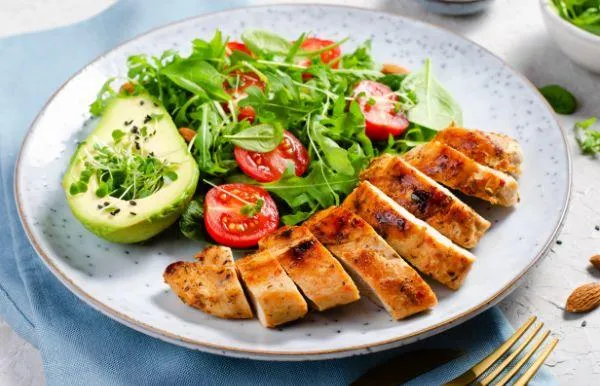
[
  {"xmin": 566, "ymin": 283, "xmax": 600, "ymax": 313},
  {"xmin": 178, "ymin": 127, "xmax": 196, "ymax": 143},
  {"xmin": 590, "ymin": 255, "xmax": 600, "ymax": 270}
]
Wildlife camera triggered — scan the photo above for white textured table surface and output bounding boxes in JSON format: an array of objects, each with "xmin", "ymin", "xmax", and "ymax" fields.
[{"xmin": 1, "ymin": 0, "xmax": 599, "ymax": 384}]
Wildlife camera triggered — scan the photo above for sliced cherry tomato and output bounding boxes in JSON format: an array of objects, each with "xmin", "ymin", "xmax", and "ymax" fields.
[
  {"xmin": 352, "ymin": 80, "xmax": 409, "ymax": 141},
  {"xmin": 223, "ymin": 71, "xmax": 265, "ymax": 122},
  {"xmin": 204, "ymin": 184, "xmax": 279, "ymax": 248},
  {"xmin": 234, "ymin": 131, "xmax": 309, "ymax": 182},
  {"xmin": 226, "ymin": 41, "xmax": 252, "ymax": 56},
  {"xmin": 298, "ymin": 38, "xmax": 341, "ymax": 68}
]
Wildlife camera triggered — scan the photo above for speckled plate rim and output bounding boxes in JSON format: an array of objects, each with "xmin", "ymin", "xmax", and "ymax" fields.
[{"xmin": 14, "ymin": 4, "xmax": 572, "ymax": 360}]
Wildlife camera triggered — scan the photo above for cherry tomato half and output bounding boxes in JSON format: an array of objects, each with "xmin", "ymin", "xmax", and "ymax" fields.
[
  {"xmin": 204, "ymin": 184, "xmax": 279, "ymax": 248},
  {"xmin": 226, "ymin": 41, "xmax": 252, "ymax": 56},
  {"xmin": 352, "ymin": 80, "xmax": 409, "ymax": 141},
  {"xmin": 234, "ymin": 131, "xmax": 309, "ymax": 183},
  {"xmin": 298, "ymin": 38, "xmax": 341, "ymax": 68},
  {"xmin": 223, "ymin": 71, "xmax": 265, "ymax": 122}
]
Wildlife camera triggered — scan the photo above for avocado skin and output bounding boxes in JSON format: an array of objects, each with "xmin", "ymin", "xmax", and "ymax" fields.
[{"xmin": 63, "ymin": 95, "xmax": 199, "ymax": 244}]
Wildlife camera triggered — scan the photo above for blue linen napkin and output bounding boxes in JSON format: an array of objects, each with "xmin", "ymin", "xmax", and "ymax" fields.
[{"xmin": 0, "ymin": 0, "xmax": 556, "ymax": 384}]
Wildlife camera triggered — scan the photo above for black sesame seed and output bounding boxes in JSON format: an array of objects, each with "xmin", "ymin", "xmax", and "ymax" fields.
[
  {"xmin": 110, "ymin": 209, "xmax": 121, "ymax": 216},
  {"xmin": 144, "ymin": 114, "xmax": 152, "ymax": 123},
  {"xmin": 153, "ymin": 102, "xmax": 158, "ymax": 107},
  {"xmin": 103, "ymin": 202, "xmax": 110, "ymax": 207},
  {"xmin": 124, "ymin": 120, "xmax": 133, "ymax": 126},
  {"xmin": 595, "ymin": 225, "xmax": 600, "ymax": 231},
  {"xmin": 140, "ymin": 100, "xmax": 145, "ymax": 106},
  {"xmin": 129, "ymin": 200, "xmax": 137, "ymax": 206},
  {"xmin": 556, "ymin": 240, "xmax": 562, "ymax": 245},
  {"xmin": 130, "ymin": 212, "xmax": 137, "ymax": 216},
  {"xmin": 131, "ymin": 126, "xmax": 139, "ymax": 134},
  {"xmin": 135, "ymin": 142, "xmax": 140, "ymax": 150},
  {"xmin": 581, "ymin": 320, "xmax": 587, "ymax": 327},
  {"xmin": 97, "ymin": 204, "xmax": 103, "ymax": 209}
]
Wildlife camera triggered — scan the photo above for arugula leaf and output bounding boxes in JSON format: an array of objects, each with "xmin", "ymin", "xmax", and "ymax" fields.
[
  {"xmin": 574, "ymin": 117, "xmax": 600, "ymax": 155},
  {"xmin": 223, "ymin": 123, "xmax": 284, "ymax": 152},
  {"xmin": 242, "ymin": 30, "xmax": 291, "ymax": 56},
  {"xmin": 309, "ymin": 118, "xmax": 355, "ymax": 176},
  {"xmin": 90, "ymin": 78, "xmax": 117, "ymax": 116},
  {"xmin": 162, "ymin": 58, "xmax": 230, "ymax": 101},
  {"xmin": 228, "ymin": 162, "xmax": 357, "ymax": 224},
  {"xmin": 539, "ymin": 84, "xmax": 577, "ymax": 114},
  {"xmin": 401, "ymin": 59, "xmax": 463, "ymax": 130},
  {"xmin": 179, "ymin": 197, "xmax": 206, "ymax": 241}
]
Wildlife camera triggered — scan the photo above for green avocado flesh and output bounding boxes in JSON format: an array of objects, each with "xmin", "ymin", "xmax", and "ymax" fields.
[{"xmin": 62, "ymin": 96, "xmax": 199, "ymax": 243}]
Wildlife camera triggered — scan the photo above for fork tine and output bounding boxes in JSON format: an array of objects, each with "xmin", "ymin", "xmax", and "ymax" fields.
[
  {"xmin": 495, "ymin": 330, "xmax": 551, "ymax": 386},
  {"xmin": 443, "ymin": 316, "xmax": 536, "ymax": 386},
  {"xmin": 478, "ymin": 323, "xmax": 544, "ymax": 385},
  {"xmin": 513, "ymin": 337, "xmax": 559, "ymax": 386}
]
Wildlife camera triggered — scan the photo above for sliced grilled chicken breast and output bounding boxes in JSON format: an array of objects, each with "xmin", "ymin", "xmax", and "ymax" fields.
[
  {"xmin": 236, "ymin": 251, "xmax": 308, "ymax": 328},
  {"xmin": 403, "ymin": 141, "xmax": 519, "ymax": 207},
  {"xmin": 163, "ymin": 246, "xmax": 253, "ymax": 319},
  {"xmin": 434, "ymin": 127, "xmax": 523, "ymax": 176},
  {"xmin": 194, "ymin": 245, "xmax": 236, "ymax": 266},
  {"xmin": 361, "ymin": 154, "xmax": 490, "ymax": 248},
  {"xmin": 343, "ymin": 181, "xmax": 476, "ymax": 290},
  {"xmin": 258, "ymin": 226, "xmax": 360, "ymax": 311},
  {"xmin": 305, "ymin": 207, "xmax": 437, "ymax": 319}
]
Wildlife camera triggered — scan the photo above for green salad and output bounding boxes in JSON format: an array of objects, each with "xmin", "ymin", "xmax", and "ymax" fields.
[
  {"xmin": 86, "ymin": 29, "xmax": 463, "ymax": 247},
  {"xmin": 552, "ymin": 0, "xmax": 600, "ymax": 36}
]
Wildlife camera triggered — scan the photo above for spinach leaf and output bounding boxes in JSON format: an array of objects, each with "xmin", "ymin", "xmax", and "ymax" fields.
[
  {"xmin": 179, "ymin": 197, "xmax": 206, "ymax": 241},
  {"xmin": 377, "ymin": 73, "xmax": 408, "ymax": 91},
  {"xmin": 310, "ymin": 121, "xmax": 355, "ymax": 176},
  {"xmin": 574, "ymin": 116, "xmax": 600, "ymax": 155},
  {"xmin": 401, "ymin": 59, "xmax": 463, "ymax": 130},
  {"xmin": 162, "ymin": 58, "xmax": 230, "ymax": 101},
  {"xmin": 242, "ymin": 30, "xmax": 291, "ymax": 56},
  {"xmin": 223, "ymin": 123, "xmax": 284, "ymax": 152},
  {"xmin": 539, "ymin": 84, "xmax": 577, "ymax": 114}
]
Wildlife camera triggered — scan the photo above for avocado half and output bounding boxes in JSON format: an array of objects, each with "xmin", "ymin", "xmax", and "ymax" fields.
[{"xmin": 62, "ymin": 95, "xmax": 199, "ymax": 243}]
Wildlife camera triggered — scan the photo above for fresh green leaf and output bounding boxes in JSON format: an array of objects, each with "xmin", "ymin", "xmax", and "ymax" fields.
[
  {"xmin": 242, "ymin": 30, "xmax": 291, "ymax": 56},
  {"xmin": 90, "ymin": 78, "xmax": 117, "ymax": 116},
  {"xmin": 539, "ymin": 84, "xmax": 577, "ymax": 114},
  {"xmin": 401, "ymin": 59, "xmax": 463, "ymax": 130},
  {"xmin": 552, "ymin": 0, "xmax": 600, "ymax": 36},
  {"xmin": 162, "ymin": 58, "xmax": 230, "ymax": 101},
  {"xmin": 240, "ymin": 198, "xmax": 264, "ymax": 217},
  {"xmin": 378, "ymin": 73, "xmax": 409, "ymax": 91},
  {"xmin": 574, "ymin": 117, "xmax": 600, "ymax": 155},
  {"xmin": 179, "ymin": 197, "xmax": 206, "ymax": 241},
  {"xmin": 223, "ymin": 123, "xmax": 284, "ymax": 152},
  {"xmin": 112, "ymin": 129, "xmax": 126, "ymax": 143}
]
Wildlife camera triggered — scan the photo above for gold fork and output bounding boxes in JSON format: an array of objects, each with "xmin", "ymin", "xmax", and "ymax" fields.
[{"xmin": 444, "ymin": 316, "xmax": 559, "ymax": 386}]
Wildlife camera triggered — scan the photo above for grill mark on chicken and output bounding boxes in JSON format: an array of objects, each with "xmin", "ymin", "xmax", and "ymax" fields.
[{"xmin": 291, "ymin": 240, "xmax": 316, "ymax": 262}]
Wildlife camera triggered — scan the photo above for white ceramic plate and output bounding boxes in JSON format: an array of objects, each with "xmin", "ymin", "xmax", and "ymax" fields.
[{"xmin": 15, "ymin": 5, "xmax": 571, "ymax": 360}]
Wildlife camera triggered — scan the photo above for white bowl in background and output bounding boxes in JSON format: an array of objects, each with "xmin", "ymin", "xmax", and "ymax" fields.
[{"xmin": 540, "ymin": 0, "xmax": 600, "ymax": 73}]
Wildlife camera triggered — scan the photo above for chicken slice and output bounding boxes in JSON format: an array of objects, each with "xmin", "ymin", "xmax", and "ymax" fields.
[
  {"xmin": 403, "ymin": 141, "xmax": 519, "ymax": 207},
  {"xmin": 163, "ymin": 246, "xmax": 253, "ymax": 319},
  {"xmin": 305, "ymin": 207, "xmax": 437, "ymax": 319},
  {"xmin": 361, "ymin": 154, "xmax": 490, "ymax": 248},
  {"xmin": 258, "ymin": 226, "xmax": 360, "ymax": 311},
  {"xmin": 236, "ymin": 251, "xmax": 308, "ymax": 328},
  {"xmin": 343, "ymin": 181, "xmax": 476, "ymax": 290},
  {"xmin": 434, "ymin": 127, "xmax": 523, "ymax": 176}
]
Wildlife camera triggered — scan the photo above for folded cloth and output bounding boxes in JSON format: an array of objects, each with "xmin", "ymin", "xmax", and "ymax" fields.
[{"xmin": 0, "ymin": 0, "xmax": 556, "ymax": 384}]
